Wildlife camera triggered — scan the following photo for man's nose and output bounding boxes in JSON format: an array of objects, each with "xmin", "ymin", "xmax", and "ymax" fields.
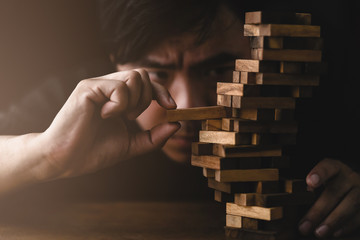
[{"xmin": 169, "ymin": 73, "xmax": 206, "ymax": 109}]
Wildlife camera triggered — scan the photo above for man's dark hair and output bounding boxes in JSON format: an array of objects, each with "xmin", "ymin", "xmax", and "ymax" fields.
[{"xmin": 96, "ymin": 0, "xmax": 245, "ymax": 64}]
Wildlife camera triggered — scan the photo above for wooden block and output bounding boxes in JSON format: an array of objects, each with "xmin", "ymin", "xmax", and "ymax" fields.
[
  {"xmin": 235, "ymin": 60, "xmax": 279, "ymax": 73},
  {"xmin": 256, "ymin": 181, "xmax": 280, "ymax": 194},
  {"xmin": 191, "ymin": 155, "xmax": 262, "ymax": 170},
  {"xmin": 281, "ymin": 61, "xmax": 327, "ymax": 74},
  {"xmin": 223, "ymin": 119, "xmax": 298, "ymax": 134},
  {"xmin": 251, "ymin": 49, "xmax": 322, "ymax": 62},
  {"xmin": 201, "ymin": 119, "xmax": 222, "ymax": 131},
  {"xmin": 226, "ymin": 203, "xmax": 283, "ymax": 221},
  {"xmin": 203, "ymin": 168, "xmax": 215, "ymax": 178},
  {"xmin": 234, "ymin": 193, "xmax": 257, "ymax": 206},
  {"xmin": 281, "ymin": 37, "xmax": 323, "ymax": 50},
  {"xmin": 191, "ymin": 142, "xmax": 213, "ymax": 155},
  {"xmin": 225, "ymin": 227, "xmax": 294, "ymax": 240},
  {"xmin": 215, "ymin": 191, "xmax": 234, "ymax": 203},
  {"xmin": 226, "ymin": 214, "xmax": 243, "ymax": 228},
  {"xmin": 242, "ymin": 217, "xmax": 260, "ymax": 230},
  {"xmin": 251, "ymin": 73, "xmax": 319, "ymax": 86},
  {"xmin": 215, "ymin": 169, "xmax": 279, "ymax": 182},
  {"xmin": 213, "ymin": 144, "xmax": 283, "ymax": 158},
  {"xmin": 231, "ymin": 108, "xmax": 273, "ymax": 121},
  {"xmin": 199, "ymin": 130, "xmax": 252, "ymax": 145},
  {"xmin": 245, "ymin": 11, "xmax": 311, "ymax": 25},
  {"xmin": 250, "ymin": 36, "xmax": 323, "ymax": 50},
  {"xmin": 233, "ymin": 71, "xmax": 241, "ymax": 83},
  {"xmin": 233, "ymin": 71, "xmax": 257, "ymax": 84},
  {"xmin": 285, "ymin": 179, "xmax": 308, "ymax": 193},
  {"xmin": 292, "ymin": 86, "xmax": 313, "ymax": 98},
  {"xmin": 217, "ymin": 94, "xmax": 232, "ymax": 107},
  {"xmin": 167, "ymin": 106, "xmax": 229, "ymax": 122},
  {"xmin": 251, "ymin": 133, "xmax": 297, "ymax": 145},
  {"xmin": 217, "ymin": 82, "xmax": 244, "ymax": 96},
  {"xmin": 235, "ymin": 192, "xmax": 316, "ymax": 207},
  {"xmin": 244, "ymin": 24, "xmax": 321, "ymax": 37},
  {"xmin": 274, "ymin": 109, "xmax": 295, "ymax": 121},
  {"xmin": 208, "ymin": 178, "xmax": 257, "ymax": 194},
  {"xmin": 250, "ymin": 36, "xmax": 283, "ymax": 49},
  {"xmin": 231, "ymin": 97, "xmax": 296, "ymax": 109}
]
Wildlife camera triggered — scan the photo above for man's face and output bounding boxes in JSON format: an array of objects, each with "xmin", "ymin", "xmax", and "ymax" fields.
[{"xmin": 116, "ymin": 8, "xmax": 250, "ymax": 163}]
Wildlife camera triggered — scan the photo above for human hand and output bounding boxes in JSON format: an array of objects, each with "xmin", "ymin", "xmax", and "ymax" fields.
[
  {"xmin": 37, "ymin": 69, "xmax": 179, "ymax": 181},
  {"xmin": 298, "ymin": 158, "xmax": 360, "ymax": 238}
]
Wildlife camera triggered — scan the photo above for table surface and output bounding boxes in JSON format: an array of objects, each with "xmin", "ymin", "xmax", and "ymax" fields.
[{"xmin": 0, "ymin": 199, "xmax": 358, "ymax": 240}]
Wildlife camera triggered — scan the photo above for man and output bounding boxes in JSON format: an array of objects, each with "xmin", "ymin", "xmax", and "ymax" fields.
[{"xmin": 0, "ymin": 0, "xmax": 358, "ymax": 238}]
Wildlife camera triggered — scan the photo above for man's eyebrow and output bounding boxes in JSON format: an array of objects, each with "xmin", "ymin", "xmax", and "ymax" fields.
[
  {"xmin": 137, "ymin": 59, "xmax": 177, "ymax": 69},
  {"xmin": 190, "ymin": 53, "xmax": 239, "ymax": 69}
]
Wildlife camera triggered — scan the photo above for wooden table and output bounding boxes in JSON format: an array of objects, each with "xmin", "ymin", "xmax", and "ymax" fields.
[{"xmin": 0, "ymin": 199, "xmax": 357, "ymax": 239}]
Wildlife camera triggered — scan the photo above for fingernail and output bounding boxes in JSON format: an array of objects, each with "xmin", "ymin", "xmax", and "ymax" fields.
[
  {"xmin": 308, "ymin": 174, "xmax": 320, "ymax": 187},
  {"xmin": 168, "ymin": 96, "xmax": 177, "ymax": 108},
  {"xmin": 299, "ymin": 220, "xmax": 312, "ymax": 235},
  {"xmin": 315, "ymin": 225, "xmax": 329, "ymax": 238},
  {"xmin": 333, "ymin": 229, "xmax": 343, "ymax": 238}
]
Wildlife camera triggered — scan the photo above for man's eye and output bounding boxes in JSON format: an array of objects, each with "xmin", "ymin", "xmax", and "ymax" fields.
[
  {"xmin": 148, "ymin": 71, "xmax": 170, "ymax": 84},
  {"xmin": 203, "ymin": 66, "xmax": 233, "ymax": 81}
]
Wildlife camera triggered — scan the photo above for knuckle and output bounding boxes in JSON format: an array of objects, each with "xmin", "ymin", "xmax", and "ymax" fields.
[{"xmin": 129, "ymin": 70, "xmax": 142, "ymax": 81}]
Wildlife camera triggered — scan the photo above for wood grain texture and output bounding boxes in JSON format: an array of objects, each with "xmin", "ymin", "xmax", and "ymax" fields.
[
  {"xmin": 199, "ymin": 130, "xmax": 252, "ymax": 145},
  {"xmin": 250, "ymin": 36, "xmax": 323, "ymax": 50},
  {"xmin": 167, "ymin": 106, "xmax": 229, "ymax": 122},
  {"xmin": 234, "ymin": 192, "xmax": 316, "ymax": 207},
  {"xmin": 221, "ymin": 119, "xmax": 298, "ymax": 134},
  {"xmin": 226, "ymin": 203, "xmax": 283, "ymax": 221},
  {"xmin": 201, "ymin": 119, "xmax": 222, "ymax": 131},
  {"xmin": 249, "ymin": 73, "xmax": 320, "ymax": 86},
  {"xmin": 217, "ymin": 94, "xmax": 232, "ymax": 107},
  {"xmin": 208, "ymin": 178, "xmax": 257, "ymax": 194},
  {"xmin": 226, "ymin": 214, "xmax": 243, "ymax": 228},
  {"xmin": 231, "ymin": 97, "xmax": 296, "ymax": 109},
  {"xmin": 235, "ymin": 59, "xmax": 279, "ymax": 73},
  {"xmin": 191, "ymin": 155, "xmax": 261, "ymax": 170},
  {"xmin": 203, "ymin": 168, "xmax": 215, "ymax": 178},
  {"xmin": 244, "ymin": 24, "xmax": 321, "ymax": 37},
  {"xmin": 212, "ymin": 144, "xmax": 283, "ymax": 158},
  {"xmin": 245, "ymin": 11, "xmax": 311, "ymax": 25},
  {"xmin": 251, "ymin": 49, "xmax": 322, "ymax": 62},
  {"xmin": 215, "ymin": 169, "xmax": 279, "ymax": 182},
  {"xmin": 217, "ymin": 82, "xmax": 244, "ymax": 96}
]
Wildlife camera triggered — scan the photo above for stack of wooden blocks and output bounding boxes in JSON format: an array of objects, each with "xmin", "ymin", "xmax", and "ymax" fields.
[{"xmin": 167, "ymin": 11, "xmax": 325, "ymax": 240}]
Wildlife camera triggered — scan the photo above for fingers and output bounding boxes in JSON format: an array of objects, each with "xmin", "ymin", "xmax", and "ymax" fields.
[
  {"xmin": 299, "ymin": 159, "xmax": 360, "ymax": 238},
  {"xmin": 88, "ymin": 69, "xmax": 176, "ymax": 119},
  {"xmin": 151, "ymin": 80, "xmax": 177, "ymax": 109},
  {"xmin": 314, "ymin": 186, "xmax": 360, "ymax": 238},
  {"xmin": 126, "ymin": 69, "xmax": 152, "ymax": 120},
  {"xmin": 306, "ymin": 158, "xmax": 343, "ymax": 189},
  {"xmin": 127, "ymin": 122, "xmax": 181, "ymax": 157}
]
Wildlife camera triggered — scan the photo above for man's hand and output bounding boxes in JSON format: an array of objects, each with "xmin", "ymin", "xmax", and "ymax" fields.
[
  {"xmin": 36, "ymin": 69, "xmax": 179, "ymax": 181},
  {"xmin": 299, "ymin": 158, "xmax": 360, "ymax": 238}
]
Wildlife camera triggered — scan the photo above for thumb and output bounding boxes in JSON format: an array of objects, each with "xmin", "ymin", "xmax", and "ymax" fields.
[{"xmin": 127, "ymin": 122, "xmax": 181, "ymax": 157}]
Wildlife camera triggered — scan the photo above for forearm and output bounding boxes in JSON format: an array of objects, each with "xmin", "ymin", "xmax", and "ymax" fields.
[{"xmin": 0, "ymin": 133, "xmax": 48, "ymax": 195}]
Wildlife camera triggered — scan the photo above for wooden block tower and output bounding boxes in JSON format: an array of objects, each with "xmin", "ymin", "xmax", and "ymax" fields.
[{"xmin": 167, "ymin": 11, "xmax": 324, "ymax": 239}]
